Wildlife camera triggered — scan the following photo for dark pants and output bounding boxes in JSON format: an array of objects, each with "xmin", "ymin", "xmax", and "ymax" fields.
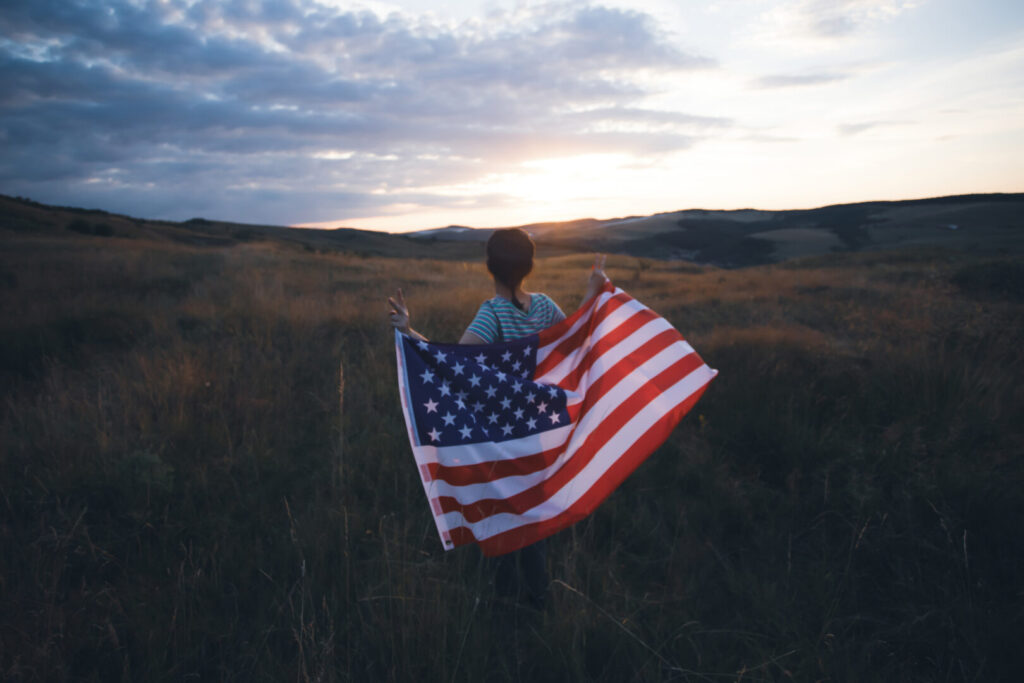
[{"xmin": 493, "ymin": 539, "xmax": 548, "ymax": 608}]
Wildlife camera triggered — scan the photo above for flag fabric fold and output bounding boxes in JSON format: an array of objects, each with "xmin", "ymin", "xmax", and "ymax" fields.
[{"xmin": 394, "ymin": 281, "xmax": 717, "ymax": 557}]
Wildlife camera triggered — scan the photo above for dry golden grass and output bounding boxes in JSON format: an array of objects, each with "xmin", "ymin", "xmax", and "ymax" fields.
[{"xmin": 1, "ymin": 231, "xmax": 1022, "ymax": 682}]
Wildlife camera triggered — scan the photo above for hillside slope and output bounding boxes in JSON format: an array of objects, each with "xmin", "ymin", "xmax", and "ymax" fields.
[
  {"xmin": 3, "ymin": 192, "xmax": 1022, "ymax": 266},
  {"xmin": 458, "ymin": 194, "xmax": 1024, "ymax": 267}
]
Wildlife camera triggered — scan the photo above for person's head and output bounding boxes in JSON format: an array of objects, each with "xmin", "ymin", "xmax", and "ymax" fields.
[{"xmin": 486, "ymin": 228, "xmax": 535, "ymax": 291}]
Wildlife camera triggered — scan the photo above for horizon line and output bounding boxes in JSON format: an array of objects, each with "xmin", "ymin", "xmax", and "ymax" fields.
[{"xmin": 4, "ymin": 190, "xmax": 1022, "ymax": 235}]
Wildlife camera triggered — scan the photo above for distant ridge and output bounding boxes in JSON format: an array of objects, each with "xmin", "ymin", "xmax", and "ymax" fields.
[
  {"xmin": 2, "ymin": 192, "xmax": 1022, "ymax": 267},
  {"xmin": 403, "ymin": 192, "xmax": 1024, "ymax": 267}
]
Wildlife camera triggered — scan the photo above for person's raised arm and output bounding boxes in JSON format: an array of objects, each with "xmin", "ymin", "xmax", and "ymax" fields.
[
  {"xmin": 388, "ymin": 288, "xmax": 428, "ymax": 342},
  {"xmin": 580, "ymin": 254, "xmax": 609, "ymax": 308}
]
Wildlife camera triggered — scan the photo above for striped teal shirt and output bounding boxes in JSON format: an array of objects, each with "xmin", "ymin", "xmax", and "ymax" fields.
[{"xmin": 465, "ymin": 293, "xmax": 566, "ymax": 343}]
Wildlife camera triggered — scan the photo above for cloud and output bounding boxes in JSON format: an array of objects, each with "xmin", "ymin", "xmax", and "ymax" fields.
[
  {"xmin": 837, "ymin": 119, "xmax": 912, "ymax": 136},
  {"xmin": 0, "ymin": 0, "xmax": 723, "ymax": 224},
  {"xmin": 760, "ymin": 0, "xmax": 923, "ymax": 42},
  {"xmin": 750, "ymin": 72, "xmax": 851, "ymax": 88}
]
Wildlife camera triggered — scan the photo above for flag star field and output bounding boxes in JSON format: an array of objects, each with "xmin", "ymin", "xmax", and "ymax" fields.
[{"xmin": 404, "ymin": 337, "xmax": 569, "ymax": 447}]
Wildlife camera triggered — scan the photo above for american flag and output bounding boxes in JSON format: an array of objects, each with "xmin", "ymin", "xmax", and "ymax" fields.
[{"xmin": 394, "ymin": 281, "xmax": 717, "ymax": 557}]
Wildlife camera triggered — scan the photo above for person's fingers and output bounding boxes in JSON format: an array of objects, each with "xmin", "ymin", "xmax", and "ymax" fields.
[
  {"xmin": 389, "ymin": 289, "xmax": 409, "ymax": 315},
  {"xmin": 387, "ymin": 295, "xmax": 408, "ymax": 316}
]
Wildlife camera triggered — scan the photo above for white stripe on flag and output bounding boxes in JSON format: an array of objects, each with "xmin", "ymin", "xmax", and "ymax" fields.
[
  {"xmin": 425, "ymin": 465, "xmax": 560, "ymax": 506},
  {"xmin": 410, "ymin": 423, "xmax": 574, "ymax": 468}
]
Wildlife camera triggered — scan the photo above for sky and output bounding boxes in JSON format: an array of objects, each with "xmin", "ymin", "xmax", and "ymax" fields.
[{"xmin": 1, "ymin": 0, "xmax": 1022, "ymax": 232}]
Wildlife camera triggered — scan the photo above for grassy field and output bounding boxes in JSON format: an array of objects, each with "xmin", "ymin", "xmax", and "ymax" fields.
[{"xmin": 1, "ymin": 228, "xmax": 1022, "ymax": 681}]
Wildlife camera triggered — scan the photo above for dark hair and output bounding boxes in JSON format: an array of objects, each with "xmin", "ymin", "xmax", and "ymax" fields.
[{"xmin": 486, "ymin": 228, "xmax": 535, "ymax": 293}]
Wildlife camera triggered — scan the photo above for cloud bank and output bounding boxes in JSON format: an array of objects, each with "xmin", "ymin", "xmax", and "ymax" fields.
[
  {"xmin": 758, "ymin": 0, "xmax": 923, "ymax": 43},
  {"xmin": 0, "ymin": 0, "xmax": 718, "ymax": 224}
]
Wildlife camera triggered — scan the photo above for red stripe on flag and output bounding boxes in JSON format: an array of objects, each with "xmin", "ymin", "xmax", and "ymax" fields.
[
  {"xmin": 427, "ymin": 444, "xmax": 563, "ymax": 485},
  {"xmin": 445, "ymin": 525, "xmax": 477, "ymax": 549}
]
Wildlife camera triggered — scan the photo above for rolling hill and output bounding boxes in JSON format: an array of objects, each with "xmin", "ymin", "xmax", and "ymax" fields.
[
  {"xmin": 2, "ymin": 192, "xmax": 1022, "ymax": 267},
  {"xmin": 408, "ymin": 193, "xmax": 1024, "ymax": 267}
]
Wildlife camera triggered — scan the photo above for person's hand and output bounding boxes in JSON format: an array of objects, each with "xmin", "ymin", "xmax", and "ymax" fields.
[
  {"xmin": 388, "ymin": 288, "xmax": 410, "ymax": 333},
  {"xmin": 583, "ymin": 254, "xmax": 608, "ymax": 302},
  {"xmin": 590, "ymin": 253, "xmax": 607, "ymax": 285}
]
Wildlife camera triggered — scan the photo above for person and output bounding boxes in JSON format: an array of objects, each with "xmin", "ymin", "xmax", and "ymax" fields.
[
  {"xmin": 388, "ymin": 228, "xmax": 608, "ymax": 608},
  {"xmin": 388, "ymin": 229, "xmax": 607, "ymax": 344}
]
